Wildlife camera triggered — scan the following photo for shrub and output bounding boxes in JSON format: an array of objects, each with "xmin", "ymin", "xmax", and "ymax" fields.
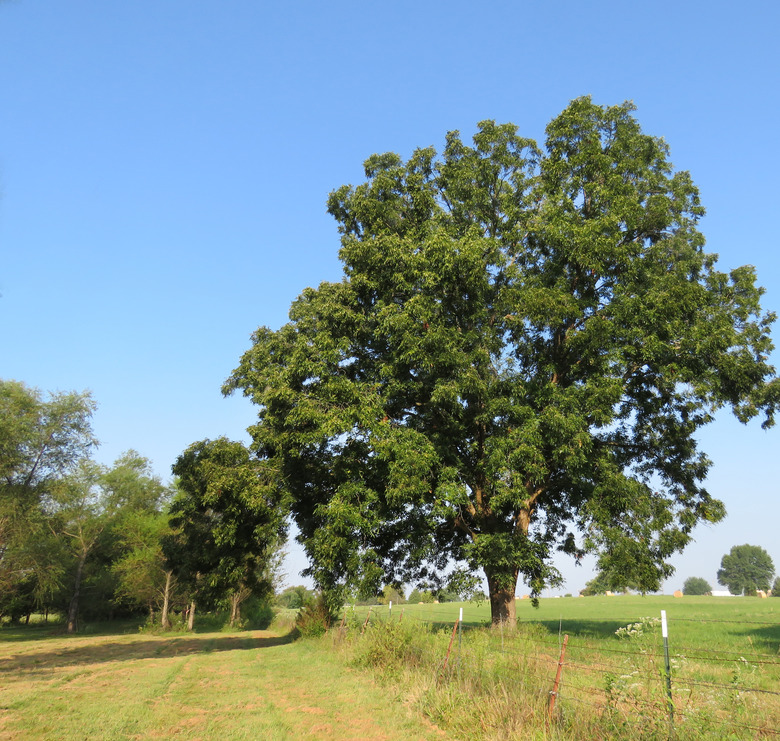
[
  {"xmin": 295, "ymin": 593, "xmax": 333, "ymax": 638},
  {"xmin": 242, "ymin": 596, "xmax": 274, "ymax": 629},
  {"xmin": 353, "ymin": 620, "xmax": 424, "ymax": 674},
  {"xmin": 772, "ymin": 577, "xmax": 780, "ymax": 596}
]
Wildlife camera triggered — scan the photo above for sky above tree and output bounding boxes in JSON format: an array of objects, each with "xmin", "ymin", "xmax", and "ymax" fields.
[{"xmin": 1, "ymin": 0, "xmax": 778, "ymax": 596}]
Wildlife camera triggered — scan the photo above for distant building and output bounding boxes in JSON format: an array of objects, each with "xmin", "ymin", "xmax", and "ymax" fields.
[{"xmin": 711, "ymin": 590, "xmax": 735, "ymax": 597}]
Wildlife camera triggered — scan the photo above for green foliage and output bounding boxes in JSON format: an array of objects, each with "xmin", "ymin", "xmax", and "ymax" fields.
[
  {"xmin": 0, "ymin": 380, "xmax": 96, "ymax": 490},
  {"xmin": 683, "ymin": 576, "xmax": 712, "ymax": 595},
  {"xmin": 717, "ymin": 544, "xmax": 775, "ymax": 595},
  {"xmin": 772, "ymin": 576, "xmax": 780, "ymax": 596},
  {"xmin": 240, "ymin": 596, "xmax": 275, "ymax": 629},
  {"xmin": 49, "ymin": 451, "xmax": 172, "ymax": 631},
  {"xmin": 112, "ymin": 510, "xmax": 178, "ymax": 615},
  {"xmin": 275, "ymin": 584, "xmax": 316, "ymax": 609},
  {"xmin": 0, "ymin": 380, "xmax": 96, "ymax": 617},
  {"xmin": 580, "ymin": 572, "xmax": 612, "ymax": 596},
  {"xmin": 225, "ymin": 98, "xmax": 778, "ymax": 625},
  {"xmin": 581, "ymin": 566, "xmax": 654, "ymax": 596},
  {"xmin": 352, "ymin": 620, "xmax": 424, "ymax": 675},
  {"xmin": 377, "ymin": 584, "xmax": 405, "ymax": 604},
  {"xmin": 165, "ymin": 438, "xmax": 288, "ymax": 623},
  {"xmin": 295, "ymin": 593, "xmax": 333, "ymax": 637},
  {"xmin": 407, "ymin": 588, "xmax": 434, "ymax": 604}
]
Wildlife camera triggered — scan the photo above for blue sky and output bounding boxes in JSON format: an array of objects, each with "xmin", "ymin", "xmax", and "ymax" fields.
[{"xmin": 2, "ymin": 0, "xmax": 778, "ymax": 596}]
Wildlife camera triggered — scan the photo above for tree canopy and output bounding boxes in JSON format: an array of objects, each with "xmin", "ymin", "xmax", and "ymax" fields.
[
  {"xmin": 717, "ymin": 544, "xmax": 774, "ymax": 596},
  {"xmin": 166, "ymin": 438, "xmax": 287, "ymax": 626},
  {"xmin": 682, "ymin": 576, "xmax": 712, "ymax": 596},
  {"xmin": 0, "ymin": 380, "xmax": 97, "ymax": 621},
  {"xmin": 225, "ymin": 98, "xmax": 778, "ymax": 623}
]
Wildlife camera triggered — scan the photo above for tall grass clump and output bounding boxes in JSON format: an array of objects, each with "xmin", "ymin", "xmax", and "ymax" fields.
[{"xmin": 338, "ymin": 617, "xmax": 557, "ymax": 740}]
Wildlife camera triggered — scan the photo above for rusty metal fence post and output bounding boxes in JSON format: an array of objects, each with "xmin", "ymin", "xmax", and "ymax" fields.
[{"xmin": 547, "ymin": 634, "xmax": 569, "ymax": 728}]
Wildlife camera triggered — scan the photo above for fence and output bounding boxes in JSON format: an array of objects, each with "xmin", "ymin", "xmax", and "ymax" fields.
[{"xmin": 337, "ymin": 601, "xmax": 780, "ymax": 739}]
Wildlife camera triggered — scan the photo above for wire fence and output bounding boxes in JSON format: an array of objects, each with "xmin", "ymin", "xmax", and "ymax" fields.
[{"xmin": 338, "ymin": 603, "xmax": 780, "ymax": 739}]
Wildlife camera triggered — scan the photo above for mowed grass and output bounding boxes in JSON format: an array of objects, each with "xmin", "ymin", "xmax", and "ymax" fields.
[{"xmin": 0, "ymin": 625, "xmax": 445, "ymax": 740}]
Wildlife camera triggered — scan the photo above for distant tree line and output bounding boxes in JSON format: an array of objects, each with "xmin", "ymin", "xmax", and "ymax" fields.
[
  {"xmin": 580, "ymin": 544, "xmax": 777, "ymax": 597},
  {"xmin": 0, "ymin": 380, "xmax": 285, "ymax": 632}
]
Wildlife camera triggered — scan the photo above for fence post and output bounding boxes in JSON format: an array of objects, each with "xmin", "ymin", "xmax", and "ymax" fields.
[
  {"xmin": 441, "ymin": 613, "xmax": 460, "ymax": 676},
  {"xmin": 457, "ymin": 607, "xmax": 463, "ymax": 680},
  {"xmin": 361, "ymin": 607, "xmax": 372, "ymax": 634},
  {"xmin": 661, "ymin": 610, "xmax": 674, "ymax": 738},
  {"xmin": 547, "ymin": 633, "xmax": 569, "ymax": 728},
  {"xmin": 388, "ymin": 600, "xmax": 392, "ymax": 620}
]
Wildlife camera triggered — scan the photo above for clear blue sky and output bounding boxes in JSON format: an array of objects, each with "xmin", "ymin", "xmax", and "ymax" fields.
[{"xmin": 2, "ymin": 0, "xmax": 778, "ymax": 596}]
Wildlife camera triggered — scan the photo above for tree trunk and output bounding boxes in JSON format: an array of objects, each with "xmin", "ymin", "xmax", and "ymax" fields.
[
  {"xmin": 486, "ymin": 567, "xmax": 520, "ymax": 626},
  {"xmin": 187, "ymin": 599, "xmax": 196, "ymax": 631},
  {"xmin": 67, "ymin": 549, "xmax": 88, "ymax": 634},
  {"xmin": 161, "ymin": 571, "xmax": 173, "ymax": 630},
  {"xmin": 229, "ymin": 592, "xmax": 241, "ymax": 627}
]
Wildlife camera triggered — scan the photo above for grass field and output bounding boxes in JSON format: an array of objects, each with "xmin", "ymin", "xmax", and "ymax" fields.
[
  {"xmin": 1, "ymin": 596, "xmax": 778, "ymax": 739},
  {"xmin": 0, "ymin": 623, "xmax": 445, "ymax": 740}
]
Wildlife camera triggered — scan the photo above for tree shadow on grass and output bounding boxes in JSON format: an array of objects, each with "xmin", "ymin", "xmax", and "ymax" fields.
[
  {"xmin": 0, "ymin": 630, "xmax": 297, "ymax": 676},
  {"xmin": 734, "ymin": 622, "xmax": 780, "ymax": 656},
  {"xmin": 517, "ymin": 618, "xmax": 627, "ymax": 639}
]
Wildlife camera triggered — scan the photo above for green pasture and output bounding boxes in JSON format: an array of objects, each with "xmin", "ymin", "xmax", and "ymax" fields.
[{"xmin": 358, "ymin": 593, "xmax": 780, "ymax": 636}]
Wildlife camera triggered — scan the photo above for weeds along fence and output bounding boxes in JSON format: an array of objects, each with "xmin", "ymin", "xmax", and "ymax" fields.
[{"xmin": 335, "ymin": 603, "xmax": 780, "ymax": 739}]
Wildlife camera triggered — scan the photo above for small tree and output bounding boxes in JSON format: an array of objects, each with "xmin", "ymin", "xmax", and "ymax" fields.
[
  {"xmin": 717, "ymin": 545, "xmax": 774, "ymax": 596},
  {"xmin": 165, "ymin": 438, "xmax": 287, "ymax": 628},
  {"xmin": 682, "ymin": 576, "xmax": 711, "ymax": 595},
  {"xmin": 112, "ymin": 511, "xmax": 179, "ymax": 626},
  {"xmin": 580, "ymin": 571, "xmax": 613, "ymax": 596},
  {"xmin": 772, "ymin": 576, "xmax": 780, "ymax": 597},
  {"xmin": 378, "ymin": 584, "xmax": 405, "ymax": 604},
  {"xmin": 275, "ymin": 585, "xmax": 315, "ymax": 609},
  {"xmin": 407, "ymin": 588, "xmax": 434, "ymax": 603}
]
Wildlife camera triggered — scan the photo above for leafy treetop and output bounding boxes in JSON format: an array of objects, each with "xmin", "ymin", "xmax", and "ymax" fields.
[
  {"xmin": 226, "ymin": 98, "xmax": 778, "ymax": 623},
  {"xmin": 717, "ymin": 544, "xmax": 774, "ymax": 596}
]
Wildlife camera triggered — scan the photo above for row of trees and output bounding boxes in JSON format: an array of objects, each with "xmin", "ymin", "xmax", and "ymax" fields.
[
  {"xmin": 0, "ymin": 380, "xmax": 285, "ymax": 631},
  {"xmin": 582, "ymin": 544, "xmax": 777, "ymax": 597}
]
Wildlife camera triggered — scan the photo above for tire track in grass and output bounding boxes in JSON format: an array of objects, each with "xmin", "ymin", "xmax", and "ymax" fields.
[{"xmin": 249, "ymin": 640, "xmax": 444, "ymax": 740}]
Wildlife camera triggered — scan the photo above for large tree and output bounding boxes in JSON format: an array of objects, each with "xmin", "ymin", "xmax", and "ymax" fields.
[
  {"xmin": 717, "ymin": 544, "xmax": 774, "ymax": 596},
  {"xmin": 225, "ymin": 98, "xmax": 778, "ymax": 623},
  {"xmin": 0, "ymin": 380, "xmax": 96, "ymax": 618},
  {"xmin": 50, "ymin": 450, "xmax": 170, "ymax": 632}
]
